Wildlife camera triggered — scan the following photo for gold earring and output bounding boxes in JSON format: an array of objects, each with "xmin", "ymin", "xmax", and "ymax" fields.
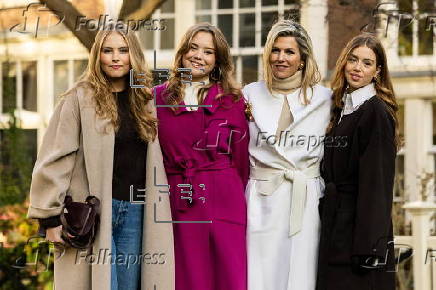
[{"xmin": 299, "ymin": 63, "xmax": 304, "ymax": 70}]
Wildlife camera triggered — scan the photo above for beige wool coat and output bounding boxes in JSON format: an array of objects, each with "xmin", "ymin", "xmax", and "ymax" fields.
[{"xmin": 27, "ymin": 84, "xmax": 175, "ymax": 290}]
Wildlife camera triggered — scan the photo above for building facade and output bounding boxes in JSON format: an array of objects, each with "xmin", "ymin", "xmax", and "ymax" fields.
[{"xmin": 0, "ymin": 0, "xmax": 434, "ymax": 206}]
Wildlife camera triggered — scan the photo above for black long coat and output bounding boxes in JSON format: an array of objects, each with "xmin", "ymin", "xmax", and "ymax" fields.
[{"xmin": 316, "ymin": 95, "xmax": 396, "ymax": 290}]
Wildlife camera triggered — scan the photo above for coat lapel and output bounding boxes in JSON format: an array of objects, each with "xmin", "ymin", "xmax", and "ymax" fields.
[
  {"xmin": 250, "ymin": 81, "xmax": 283, "ymax": 139},
  {"xmin": 250, "ymin": 81, "xmax": 304, "ymax": 165},
  {"xmin": 143, "ymin": 100, "xmax": 175, "ymax": 290},
  {"xmin": 77, "ymin": 87, "xmax": 115, "ymax": 198},
  {"xmin": 75, "ymin": 86, "xmax": 115, "ymax": 290}
]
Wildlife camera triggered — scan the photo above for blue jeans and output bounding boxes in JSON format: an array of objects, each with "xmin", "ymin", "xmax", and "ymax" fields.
[{"xmin": 111, "ymin": 198, "xmax": 144, "ymax": 290}]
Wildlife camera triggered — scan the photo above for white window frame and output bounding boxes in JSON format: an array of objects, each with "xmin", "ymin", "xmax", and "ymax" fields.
[
  {"xmin": 397, "ymin": 0, "xmax": 436, "ymax": 58},
  {"xmin": 141, "ymin": 4, "xmax": 176, "ymax": 52},
  {"xmin": 0, "ymin": 58, "xmax": 39, "ymax": 114},
  {"xmin": 50, "ymin": 56, "xmax": 88, "ymax": 107},
  {"xmin": 0, "ymin": 58, "xmax": 43, "ymax": 131}
]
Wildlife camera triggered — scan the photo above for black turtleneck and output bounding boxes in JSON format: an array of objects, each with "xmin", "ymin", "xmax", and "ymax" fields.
[{"xmin": 112, "ymin": 89, "xmax": 147, "ymax": 201}]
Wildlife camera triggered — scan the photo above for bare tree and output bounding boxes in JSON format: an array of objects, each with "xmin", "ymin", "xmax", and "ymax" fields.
[{"xmin": 38, "ymin": 0, "xmax": 166, "ymax": 50}]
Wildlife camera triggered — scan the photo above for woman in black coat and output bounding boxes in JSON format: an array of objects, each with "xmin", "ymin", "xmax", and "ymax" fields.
[{"xmin": 316, "ymin": 33, "xmax": 400, "ymax": 290}]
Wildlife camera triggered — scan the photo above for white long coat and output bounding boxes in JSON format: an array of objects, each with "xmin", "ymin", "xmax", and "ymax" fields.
[{"xmin": 243, "ymin": 81, "xmax": 332, "ymax": 290}]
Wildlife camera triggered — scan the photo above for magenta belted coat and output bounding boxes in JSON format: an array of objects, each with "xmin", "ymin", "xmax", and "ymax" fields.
[{"xmin": 155, "ymin": 82, "xmax": 249, "ymax": 290}]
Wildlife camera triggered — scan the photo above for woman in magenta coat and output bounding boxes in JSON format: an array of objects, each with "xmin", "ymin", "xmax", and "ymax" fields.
[{"xmin": 154, "ymin": 23, "xmax": 249, "ymax": 290}]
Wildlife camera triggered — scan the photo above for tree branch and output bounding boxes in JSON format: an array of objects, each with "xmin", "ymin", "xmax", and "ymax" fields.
[
  {"xmin": 126, "ymin": 0, "xmax": 166, "ymax": 21},
  {"xmin": 118, "ymin": 0, "xmax": 142, "ymax": 19},
  {"xmin": 39, "ymin": 0, "xmax": 97, "ymax": 51}
]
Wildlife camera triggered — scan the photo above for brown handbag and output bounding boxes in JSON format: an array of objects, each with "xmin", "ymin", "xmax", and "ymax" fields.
[{"xmin": 59, "ymin": 195, "xmax": 100, "ymax": 249}]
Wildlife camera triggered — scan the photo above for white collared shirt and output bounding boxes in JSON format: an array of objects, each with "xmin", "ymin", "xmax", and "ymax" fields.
[
  {"xmin": 339, "ymin": 82, "xmax": 376, "ymax": 123},
  {"xmin": 183, "ymin": 79, "xmax": 210, "ymax": 111}
]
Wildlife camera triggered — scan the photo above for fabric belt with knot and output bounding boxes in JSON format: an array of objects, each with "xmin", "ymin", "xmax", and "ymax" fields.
[
  {"xmin": 250, "ymin": 163, "xmax": 321, "ymax": 237},
  {"xmin": 165, "ymin": 157, "xmax": 232, "ymax": 211}
]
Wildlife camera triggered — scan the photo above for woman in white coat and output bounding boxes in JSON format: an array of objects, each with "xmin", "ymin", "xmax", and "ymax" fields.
[{"xmin": 243, "ymin": 20, "xmax": 332, "ymax": 290}]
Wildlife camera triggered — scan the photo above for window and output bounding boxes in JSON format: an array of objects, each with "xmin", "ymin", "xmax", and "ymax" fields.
[
  {"xmin": 161, "ymin": 0, "xmax": 175, "ymax": 13},
  {"xmin": 242, "ymin": 55, "xmax": 258, "ymax": 84},
  {"xmin": 196, "ymin": 0, "xmax": 211, "ymax": 10},
  {"xmin": 195, "ymin": 0, "xmax": 300, "ymax": 84},
  {"xmin": 240, "ymin": 13, "xmax": 255, "ymax": 48},
  {"xmin": 196, "ymin": 15, "xmax": 212, "ymax": 23},
  {"xmin": 74, "ymin": 59, "xmax": 88, "ymax": 81},
  {"xmin": 53, "ymin": 60, "xmax": 68, "ymax": 104},
  {"xmin": 1, "ymin": 60, "xmax": 37, "ymax": 113},
  {"xmin": 219, "ymin": 0, "xmax": 233, "ymax": 9},
  {"xmin": 160, "ymin": 0, "xmax": 175, "ymax": 49},
  {"xmin": 138, "ymin": 27, "xmax": 154, "ymax": 50},
  {"xmin": 241, "ymin": 0, "xmax": 255, "ymax": 8},
  {"xmin": 398, "ymin": 0, "xmax": 435, "ymax": 56},
  {"xmin": 262, "ymin": 12, "xmax": 279, "ymax": 44},
  {"xmin": 22, "ymin": 61, "xmax": 37, "ymax": 111},
  {"xmin": 160, "ymin": 18, "xmax": 175, "ymax": 50},
  {"xmin": 218, "ymin": 14, "xmax": 233, "ymax": 46},
  {"xmin": 263, "ymin": 0, "xmax": 278, "ymax": 5},
  {"xmin": 2, "ymin": 62, "xmax": 17, "ymax": 113},
  {"xmin": 137, "ymin": 0, "xmax": 175, "ymax": 51},
  {"xmin": 53, "ymin": 59, "xmax": 87, "ymax": 105}
]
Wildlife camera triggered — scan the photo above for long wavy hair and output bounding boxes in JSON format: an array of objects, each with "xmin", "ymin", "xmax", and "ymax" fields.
[
  {"xmin": 164, "ymin": 23, "xmax": 241, "ymax": 108},
  {"xmin": 327, "ymin": 33, "xmax": 400, "ymax": 149},
  {"xmin": 71, "ymin": 28, "xmax": 156, "ymax": 142},
  {"xmin": 263, "ymin": 20, "xmax": 321, "ymax": 105}
]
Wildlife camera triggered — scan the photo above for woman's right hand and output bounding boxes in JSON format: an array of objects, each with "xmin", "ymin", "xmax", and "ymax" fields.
[{"xmin": 45, "ymin": 225, "xmax": 65, "ymax": 244}]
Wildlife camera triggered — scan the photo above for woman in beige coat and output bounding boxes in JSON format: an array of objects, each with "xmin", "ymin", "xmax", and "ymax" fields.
[{"xmin": 27, "ymin": 28, "xmax": 174, "ymax": 290}]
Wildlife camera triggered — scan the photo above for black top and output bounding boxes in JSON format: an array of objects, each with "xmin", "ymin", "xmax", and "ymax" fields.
[
  {"xmin": 112, "ymin": 88, "xmax": 147, "ymax": 201},
  {"xmin": 38, "ymin": 89, "xmax": 147, "ymax": 234},
  {"xmin": 316, "ymin": 95, "xmax": 396, "ymax": 290}
]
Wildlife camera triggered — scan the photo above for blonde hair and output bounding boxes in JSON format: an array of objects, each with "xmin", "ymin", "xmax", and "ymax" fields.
[
  {"xmin": 327, "ymin": 33, "xmax": 401, "ymax": 149},
  {"xmin": 72, "ymin": 28, "xmax": 156, "ymax": 142},
  {"xmin": 164, "ymin": 23, "xmax": 241, "ymax": 108},
  {"xmin": 263, "ymin": 20, "xmax": 321, "ymax": 104}
]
